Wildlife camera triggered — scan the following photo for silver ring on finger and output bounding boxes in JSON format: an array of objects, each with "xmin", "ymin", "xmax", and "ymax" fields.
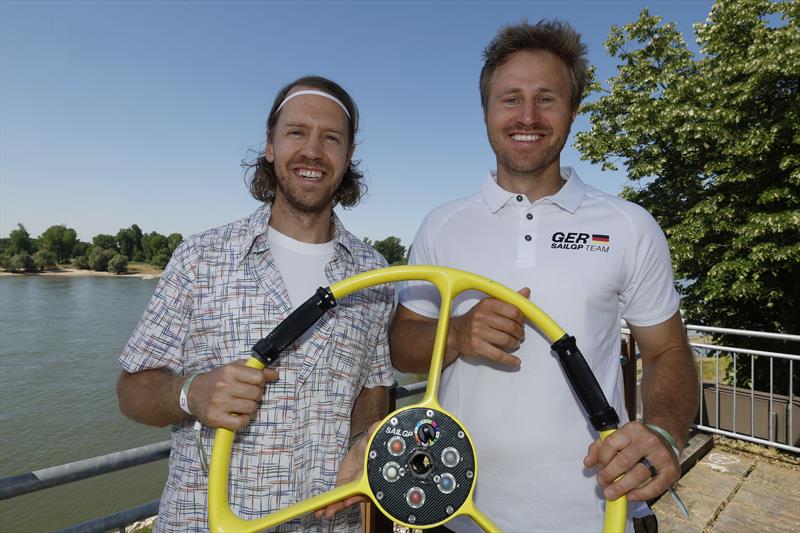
[{"xmin": 638, "ymin": 457, "xmax": 658, "ymax": 478}]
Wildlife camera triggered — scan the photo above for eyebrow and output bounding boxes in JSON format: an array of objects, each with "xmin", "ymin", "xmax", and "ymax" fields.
[
  {"xmin": 282, "ymin": 122, "xmax": 346, "ymax": 135},
  {"xmin": 498, "ymin": 86, "xmax": 560, "ymax": 96}
]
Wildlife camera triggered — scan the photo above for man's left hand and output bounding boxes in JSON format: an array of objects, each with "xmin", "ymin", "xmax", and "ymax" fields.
[
  {"xmin": 314, "ymin": 421, "xmax": 381, "ymax": 520},
  {"xmin": 583, "ymin": 420, "xmax": 679, "ymax": 501}
]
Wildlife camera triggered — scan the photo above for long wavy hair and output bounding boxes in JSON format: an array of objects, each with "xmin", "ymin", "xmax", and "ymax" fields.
[{"xmin": 243, "ymin": 75, "xmax": 366, "ymax": 208}]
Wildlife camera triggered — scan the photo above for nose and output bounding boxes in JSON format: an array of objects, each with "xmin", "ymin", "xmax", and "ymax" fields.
[
  {"xmin": 300, "ymin": 135, "xmax": 323, "ymax": 160},
  {"xmin": 518, "ymin": 100, "xmax": 541, "ymax": 126}
]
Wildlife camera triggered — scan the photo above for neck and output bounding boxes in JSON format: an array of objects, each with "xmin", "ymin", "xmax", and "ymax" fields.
[
  {"xmin": 496, "ymin": 162, "xmax": 565, "ymax": 202},
  {"xmin": 268, "ymin": 197, "xmax": 334, "ymax": 244}
]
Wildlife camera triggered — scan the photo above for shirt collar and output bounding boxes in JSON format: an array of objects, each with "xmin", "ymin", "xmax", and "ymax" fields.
[
  {"xmin": 236, "ymin": 202, "xmax": 356, "ymax": 266},
  {"xmin": 480, "ymin": 166, "xmax": 586, "ymax": 214}
]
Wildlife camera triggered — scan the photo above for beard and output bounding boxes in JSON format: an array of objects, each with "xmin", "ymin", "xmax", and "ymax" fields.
[
  {"xmin": 488, "ymin": 126, "xmax": 570, "ymax": 178},
  {"xmin": 273, "ymin": 159, "xmax": 342, "ymax": 214}
]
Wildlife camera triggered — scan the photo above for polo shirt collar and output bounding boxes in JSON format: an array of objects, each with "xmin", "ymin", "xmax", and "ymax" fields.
[
  {"xmin": 236, "ymin": 202, "xmax": 355, "ymax": 266},
  {"xmin": 480, "ymin": 166, "xmax": 586, "ymax": 214}
]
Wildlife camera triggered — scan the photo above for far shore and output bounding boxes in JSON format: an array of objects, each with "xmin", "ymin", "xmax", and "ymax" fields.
[{"xmin": 0, "ymin": 265, "xmax": 162, "ymax": 280}]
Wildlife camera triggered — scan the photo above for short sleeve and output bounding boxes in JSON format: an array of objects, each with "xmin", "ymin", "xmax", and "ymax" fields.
[
  {"xmin": 397, "ymin": 217, "xmax": 442, "ymax": 319},
  {"xmin": 619, "ymin": 210, "xmax": 680, "ymax": 327},
  {"xmin": 118, "ymin": 240, "xmax": 195, "ymax": 374}
]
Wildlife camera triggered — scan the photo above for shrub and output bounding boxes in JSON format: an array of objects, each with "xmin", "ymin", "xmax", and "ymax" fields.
[
  {"xmin": 88, "ymin": 247, "xmax": 117, "ymax": 271},
  {"xmin": 72, "ymin": 255, "xmax": 90, "ymax": 269},
  {"xmin": 108, "ymin": 254, "xmax": 129, "ymax": 274},
  {"xmin": 6, "ymin": 253, "xmax": 35, "ymax": 272},
  {"xmin": 32, "ymin": 249, "xmax": 57, "ymax": 271}
]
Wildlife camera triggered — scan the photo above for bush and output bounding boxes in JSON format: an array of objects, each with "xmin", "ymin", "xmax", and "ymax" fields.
[
  {"xmin": 108, "ymin": 254, "xmax": 129, "ymax": 274},
  {"xmin": 150, "ymin": 252, "xmax": 171, "ymax": 269},
  {"xmin": 72, "ymin": 255, "xmax": 90, "ymax": 269},
  {"xmin": 88, "ymin": 247, "xmax": 117, "ymax": 271},
  {"xmin": 6, "ymin": 253, "xmax": 35, "ymax": 272},
  {"xmin": 32, "ymin": 249, "xmax": 57, "ymax": 271}
]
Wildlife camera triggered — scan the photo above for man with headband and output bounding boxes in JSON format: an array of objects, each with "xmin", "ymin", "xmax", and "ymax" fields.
[
  {"xmin": 391, "ymin": 21, "xmax": 698, "ymax": 532},
  {"xmin": 116, "ymin": 76, "xmax": 394, "ymax": 532}
]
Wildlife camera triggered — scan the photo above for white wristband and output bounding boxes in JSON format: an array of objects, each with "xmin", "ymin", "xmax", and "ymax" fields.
[{"xmin": 179, "ymin": 374, "xmax": 200, "ymax": 415}]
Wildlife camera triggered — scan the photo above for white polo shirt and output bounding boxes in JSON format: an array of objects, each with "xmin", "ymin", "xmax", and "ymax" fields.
[{"xmin": 398, "ymin": 167, "xmax": 679, "ymax": 532}]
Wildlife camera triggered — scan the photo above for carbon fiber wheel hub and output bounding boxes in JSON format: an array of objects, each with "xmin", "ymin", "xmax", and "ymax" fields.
[{"xmin": 367, "ymin": 406, "xmax": 475, "ymax": 526}]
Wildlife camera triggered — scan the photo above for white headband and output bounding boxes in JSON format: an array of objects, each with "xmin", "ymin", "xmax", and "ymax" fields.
[{"xmin": 275, "ymin": 90, "xmax": 352, "ymax": 120}]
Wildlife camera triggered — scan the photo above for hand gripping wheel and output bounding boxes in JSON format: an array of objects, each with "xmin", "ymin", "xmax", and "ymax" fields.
[{"xmin": 208, "ymin": 265, "xmax": 627, "ymax": 532}]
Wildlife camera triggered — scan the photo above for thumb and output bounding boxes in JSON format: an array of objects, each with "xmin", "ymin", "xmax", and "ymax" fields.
[{"xmin": 518, "ymin": 287, "xmax": 531, "ymax": 299}]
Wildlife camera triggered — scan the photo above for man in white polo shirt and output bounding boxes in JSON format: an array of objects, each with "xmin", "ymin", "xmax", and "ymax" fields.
[{"xmin": 391, "ymin": 21, "xmax": 698, "ymax": 533}]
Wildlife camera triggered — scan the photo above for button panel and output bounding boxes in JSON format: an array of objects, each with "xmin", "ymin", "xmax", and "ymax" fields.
[{"xmin": 367, "ymin": 406, "xmax": 475, "ymax": 526}]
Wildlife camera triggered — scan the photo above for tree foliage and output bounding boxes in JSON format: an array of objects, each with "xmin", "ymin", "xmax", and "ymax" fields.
[
  {"xmin": 108, "ymin": 253, "xmax": 129, "ymax": 274},
  {"xmin": 32, "ymin": 249, "xmax": 57, "ymax": 271},
  {"xmin": 116, "ymin": 224, "xmax": 144, "ymax": 261},
  {"xmin": 6, "ymin": 224, "xmax": 35, "ymax": 256},
  {"xmin": 575, "ymin": 0, "xmax": 799, "ymax": 393},
  {"xmin": 92, "ymin": 234, "xmax": 119, "ymax": 252},
  {"xmin": 372, "ymin": 236, "xmax": 407, "ymax": 265},
  {"xmin": 40, "ymin": 225, "xmax": 77, "ymax": 263},
  {"xmin": 88, "ymin": 247, "xmax": 117, "ymax": 272},
  {"xmin": 6, "ymin": 253, "xmax": 36, "ymax": 272}
]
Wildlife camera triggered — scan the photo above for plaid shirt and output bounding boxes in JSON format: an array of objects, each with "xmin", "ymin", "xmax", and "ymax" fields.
[{"xmin": 120, "ymin": 202, "xmax": 395, "ymax": 532}]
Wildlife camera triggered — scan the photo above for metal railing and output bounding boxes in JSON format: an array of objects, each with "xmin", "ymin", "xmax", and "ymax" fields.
[
  {"xmin": 3, "ymin": 324, "xmax": 798, "ymax": 532},
  {"xmin": 685, "ymin": 324, "xmax": 799, "ymax": 454},
  {"xmin": 622, "ymin": 322, "xmax": 800, "ymax": 454},
  {"xmin": 0, "ymin": 382, "xmax": 427, "ymax": 533}
]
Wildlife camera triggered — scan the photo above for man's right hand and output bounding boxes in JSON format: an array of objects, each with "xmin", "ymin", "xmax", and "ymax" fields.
[
  {"xmin": 447, "ymin": 287, "xmax": 530, "ymax": 368},
  {"xmin": 188, "ymin": 359, "xmax": 279, "ymax": 431}
]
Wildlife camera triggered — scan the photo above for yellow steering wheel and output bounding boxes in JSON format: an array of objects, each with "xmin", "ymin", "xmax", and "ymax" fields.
[{"xmin": 208, "ymin": 265, "xmax": 627, "ymax": 532}]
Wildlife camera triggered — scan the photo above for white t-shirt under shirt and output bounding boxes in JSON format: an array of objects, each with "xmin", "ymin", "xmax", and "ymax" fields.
[
  {"xmin": 266, "ymin": 226, "xmax": 335, "ymax": 310},
  {"xmin": 398, "ymin": 168, "xmax": 680, "ymax": 532}
]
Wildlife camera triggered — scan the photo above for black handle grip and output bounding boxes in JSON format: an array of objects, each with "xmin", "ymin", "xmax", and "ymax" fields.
[
  {"xmin": 551, "ymin": 335, "xmax": 620, "ymax": 431},
  {"xmin": 251, "ymin": 287, "xmax": 336, "ymax": 365}
]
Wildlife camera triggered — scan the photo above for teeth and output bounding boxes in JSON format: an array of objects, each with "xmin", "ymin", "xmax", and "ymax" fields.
[
  {"xmin": 511, "ymin": 134, "xmax": 542, "ymax": 141},
  {"xmin": 297, "ymin": 169, "xmax": 322, "ymax": 179}
]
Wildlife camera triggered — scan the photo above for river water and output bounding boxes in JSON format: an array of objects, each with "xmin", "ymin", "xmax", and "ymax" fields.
[
  {"xmin": 0, "ymin": 274, "xmax": 426, "ymax": 532},
  {"xmin": 0, "ymin": 275, "xmax": 169, "ymax": 531}
]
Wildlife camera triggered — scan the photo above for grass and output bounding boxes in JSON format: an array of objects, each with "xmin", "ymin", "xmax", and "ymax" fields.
[{"xmin": 126, "ymin": 262, "xmax": 163, "ymax": 276}]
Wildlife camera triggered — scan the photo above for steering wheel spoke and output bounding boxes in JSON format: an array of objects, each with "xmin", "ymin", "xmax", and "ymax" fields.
[{"xmin": 208, "ymin": 266, "xmax": 626, "ymax": 532}]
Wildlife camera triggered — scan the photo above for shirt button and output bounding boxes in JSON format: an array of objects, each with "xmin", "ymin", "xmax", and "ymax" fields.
[
  {"xmin": 524, "ymin": 234, "xmax": 532, "ymax": 242},
  {"xmin": 526, "ymin": 213, "xmax": 533, "ymax": 220},
  {"xmin": 516, "ymin": 195, "xmax": 523, "ymax": 202}
]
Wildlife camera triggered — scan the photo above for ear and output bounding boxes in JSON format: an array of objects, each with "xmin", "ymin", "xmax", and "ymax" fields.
[
  {"xmin": 266, "ymin": 141, "xmax": 275, "ymax": 163},
  {"xmin": 346, "ymin": 143, "xmax": 355, "ymax": 166}
]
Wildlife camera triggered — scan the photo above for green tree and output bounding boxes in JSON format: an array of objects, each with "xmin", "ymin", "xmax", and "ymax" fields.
[
  {"xmin": 108, "ymin": 253, "xmax": 129, "ymax": 274},
  {"xmin": 72, "ymin": 241, "xmax": 91, "ymax": 258},
  {"xmin": 39, "ymin": 225, "xmax": 77, "ymax": 263},
  {"xmin": 88, "ymin": 247, "xmax": 117, "ymax": 271},
  {"xmin": 6, "ymin": 253, "xmax": 35, "ymax": 272},
  {"xmin": 32, "ymin": 249, "xmax": 57, "ymax": 271},
  {"xmin": 6, "ymin": 224, "xmax": 35, "ymax": 256},
  {"xmin": 167, "ymin": 233, "xmax": 183, "ymax": 254},
  {"xmin": 575, "ymin": 0, "xmax": 799, "ymax": 393},
  {"xmin": 372, "ymin": 236, "xmax": 407, "ymax": 265},
  {"xmin": 116, "ymin": 224, "xmax": 145, "ymax": 261},
  {"xmin": 72, "ymin": 255, "xmax": 90, "ymax": 270},
  {"xmin": 141, "ymin": 231, "xmax": 168, "ymax": 261},
  {"xmin": 92, "ymin": 234, "xmax": 119, "ymax": 251}
]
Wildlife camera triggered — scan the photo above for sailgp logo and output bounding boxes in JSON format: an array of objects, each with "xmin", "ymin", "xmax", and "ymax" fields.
[{"xmin": 551, "ymin": 232, "xmax": 610, "ymax": 253}]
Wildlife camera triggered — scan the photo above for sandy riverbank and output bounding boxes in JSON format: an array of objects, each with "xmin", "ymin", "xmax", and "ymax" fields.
[{"xmin": 0, "ymin": 266, "xmax": 162, "ymax": 280}]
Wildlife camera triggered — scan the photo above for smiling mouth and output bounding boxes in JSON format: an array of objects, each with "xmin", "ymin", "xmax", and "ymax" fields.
[
  {"xmin": 510, "ymin": 133, "xmax": 543, "ymax": 142},
  {"xmin": 294, "ymin": 168, "xmax": 323, "ymax": 181}
]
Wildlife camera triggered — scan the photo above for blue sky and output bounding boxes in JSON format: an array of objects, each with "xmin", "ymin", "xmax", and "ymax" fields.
[{"xmin": 1, "ymin": 1, "xmax": 714, "ymax": 248}]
